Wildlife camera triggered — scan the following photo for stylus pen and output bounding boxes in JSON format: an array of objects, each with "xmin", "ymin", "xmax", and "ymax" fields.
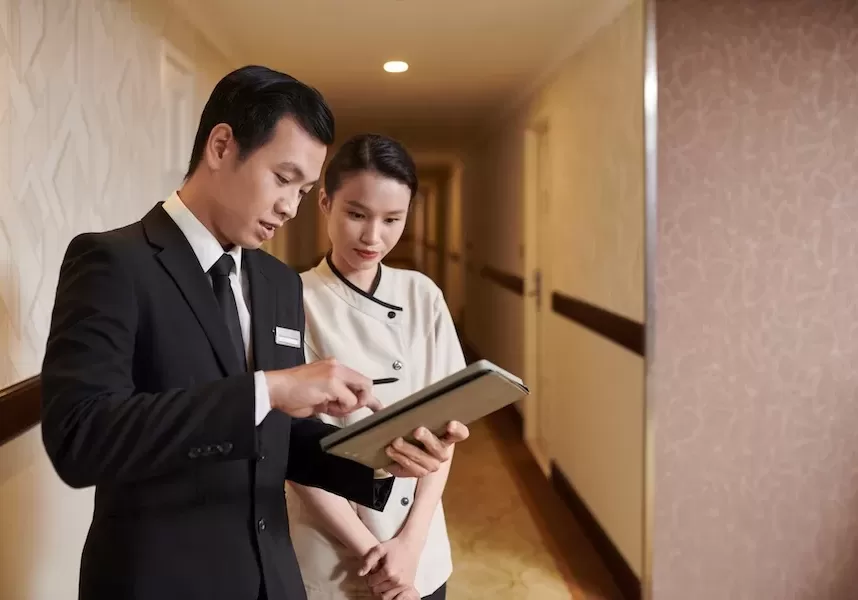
[{"xmin": 372, "ymin": 378, "xmax": 399, "ymax": 385}]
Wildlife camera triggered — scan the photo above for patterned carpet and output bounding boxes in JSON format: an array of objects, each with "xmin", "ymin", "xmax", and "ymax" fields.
[{"xmin": 443, "ymin": 409, "xmax": 623, "ymax": 599}]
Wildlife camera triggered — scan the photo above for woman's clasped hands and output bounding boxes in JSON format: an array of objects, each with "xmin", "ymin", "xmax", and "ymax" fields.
[{"xmin": 358, "ymin": 535, "xmax": 424, "ymax": 600}]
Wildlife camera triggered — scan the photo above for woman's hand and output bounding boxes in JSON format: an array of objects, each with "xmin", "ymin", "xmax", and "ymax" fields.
[
  {"xmin": 384, "ymin": 422, "xmax": 470, "ymax": 478},
  {"xmin": 377, "ymin": 584, "xmax": 420, "ymax": 600},
  {"xmin": 358, "ymin": 536, "xmax": 422, "ymax": 597}
]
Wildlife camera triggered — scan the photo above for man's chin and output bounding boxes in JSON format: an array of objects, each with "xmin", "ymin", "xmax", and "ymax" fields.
[{"xmin": 235, "ymin": 236, "xmax": 264, "ymax": 251}]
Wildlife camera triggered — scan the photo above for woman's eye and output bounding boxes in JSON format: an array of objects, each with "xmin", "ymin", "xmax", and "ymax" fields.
[
  {"xmin": 348, "ymin": 211, "xmax": 364, "ymax": 219},
  {"xmin": 385, "ymin": 218, "xmax": 400, "ymax": 224},
  {"xmin": 275, "ymin": 173, "xmax": 288, "ymax": 185}
]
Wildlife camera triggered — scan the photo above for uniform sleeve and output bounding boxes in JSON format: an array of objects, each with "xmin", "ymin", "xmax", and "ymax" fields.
[{"xmin": 427, "ymin": 288, "xmax": 467, "ymax": 385}]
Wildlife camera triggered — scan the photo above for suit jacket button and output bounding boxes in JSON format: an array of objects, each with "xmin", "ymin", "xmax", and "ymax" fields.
[
  {"xmin": 257, "ymin": 518, "xmax": 267, "ymax": 532},
  {"xmin": 188, "ymin": 447, "xmax": 201, "ymax": 459},
  {"xmin": 401, "ymin": 497, "xmax": 410, "ymax": 506}
]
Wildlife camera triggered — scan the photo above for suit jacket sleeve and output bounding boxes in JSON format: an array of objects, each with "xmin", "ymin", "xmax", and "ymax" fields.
[
  {"xmin": 40, "ymin": 233, "xmax": 257, "ymax": 489},
  {"xmin": 286, "ymin": 418, "xmax": 394, "ymax": 511}
]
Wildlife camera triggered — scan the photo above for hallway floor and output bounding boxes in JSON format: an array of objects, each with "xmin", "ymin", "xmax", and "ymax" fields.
[{"xmin": 443, "ymin": 408, "xmax": 623, "ymax": 599}]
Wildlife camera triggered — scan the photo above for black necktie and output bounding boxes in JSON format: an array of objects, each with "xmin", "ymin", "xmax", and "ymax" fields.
[{"xmin": 209, "ymin": 254, "xmax": 246, "ymax": 370}]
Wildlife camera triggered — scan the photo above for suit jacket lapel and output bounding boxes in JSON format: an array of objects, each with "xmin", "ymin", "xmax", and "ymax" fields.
[
  {"xmin": 142, "ymin": 204, "xmax": 244, "ymax": 376},
  {"xmin": 244, "ymin": 250, "xmax": 277, "ymax": 371}
]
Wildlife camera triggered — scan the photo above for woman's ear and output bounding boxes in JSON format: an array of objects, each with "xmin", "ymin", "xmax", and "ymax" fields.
[{"xmin": 318, "ymin": 189, "xmax": 332, "ymax": 215}]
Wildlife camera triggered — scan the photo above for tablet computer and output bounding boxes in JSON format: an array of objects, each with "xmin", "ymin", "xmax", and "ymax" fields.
[{"xmin": 320, "ymin": 359, "xmax": 530, "ymax": 470}]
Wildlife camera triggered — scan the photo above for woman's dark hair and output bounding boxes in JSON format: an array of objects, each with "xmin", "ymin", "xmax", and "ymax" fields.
[
  {"xmin": 323, "ymin": 134, "xmax": 418, "ymax": 201},
  {"xmin": 186, "ymin": 65, "xmax": 334, "ymax": 178}
]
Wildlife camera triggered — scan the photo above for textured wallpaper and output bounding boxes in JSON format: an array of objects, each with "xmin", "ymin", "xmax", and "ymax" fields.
[
  {"xmin": 652, "ymin": 0, "xmax": 858, "ymax": 597},
  {"xmin": 0, "ymin": 2, "xmax": 230, "ymax": 598},
  {"xmin": 0, "ymin": 0, "xmax": 231, "ymax": 389}
]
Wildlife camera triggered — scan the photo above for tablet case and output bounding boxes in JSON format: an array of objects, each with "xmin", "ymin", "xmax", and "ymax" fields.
[{"xmin": 320, "ymin": 359, "xmax": 530, "ymax": 470}]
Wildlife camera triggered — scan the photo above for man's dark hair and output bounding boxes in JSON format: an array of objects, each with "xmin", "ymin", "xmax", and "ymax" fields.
[
  {"xmin": 185, "ymin": 65, "xmax": 335, "ymax": 178},
  {"xmin": 324, "ymin": 133, "xmax": 419, "ymax": 201}
]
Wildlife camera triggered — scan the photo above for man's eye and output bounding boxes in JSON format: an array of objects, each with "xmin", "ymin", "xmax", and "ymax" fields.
[{"xmin": 275, "ymin": 174, "xmax": 288, "ymax": 185}]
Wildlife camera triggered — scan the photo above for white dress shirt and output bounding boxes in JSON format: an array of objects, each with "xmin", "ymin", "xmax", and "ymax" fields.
[{"xmin": 162, "ymin": 191, "xmax": 272, "ymax": 426}]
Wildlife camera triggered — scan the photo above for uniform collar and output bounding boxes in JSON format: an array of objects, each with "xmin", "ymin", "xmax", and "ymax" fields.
[
  {"xmin": 313, "ymin": 253, "xmax": 405, "ymax": 323},
  {"xmin": 162, "ymin": 191, "xmax": 242, "ymax": 275}
]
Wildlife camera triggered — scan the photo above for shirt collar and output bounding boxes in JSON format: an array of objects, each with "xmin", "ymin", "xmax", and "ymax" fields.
[{"xmin": 162, "ymin": 191, "xmax": 242, "ymax": 275}]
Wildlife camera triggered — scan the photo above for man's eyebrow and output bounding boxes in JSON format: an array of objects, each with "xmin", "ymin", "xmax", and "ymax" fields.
[{"xmin": 276, "ymin": 162, "xmax": 305, "ymax": 180}]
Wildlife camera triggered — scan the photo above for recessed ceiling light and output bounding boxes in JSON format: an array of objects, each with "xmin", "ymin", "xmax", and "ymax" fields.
[{"xmin": 383, "ymin": 61, "xmax": 408, "ymax": 73}]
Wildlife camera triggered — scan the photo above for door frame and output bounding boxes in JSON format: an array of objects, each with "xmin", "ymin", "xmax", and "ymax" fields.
[
  {"xmin": 522, "ymin": 118, "xmax": 552, "ymax": 476},
  {"xmin": 159, "ymin": 40, "xmax": 196, "ymax": 198}
]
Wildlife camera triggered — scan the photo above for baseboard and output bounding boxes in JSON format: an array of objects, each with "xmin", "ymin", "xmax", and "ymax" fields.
[{"xmin": 550, "ymin": 463, "xmax": 641, "ymax": 600}]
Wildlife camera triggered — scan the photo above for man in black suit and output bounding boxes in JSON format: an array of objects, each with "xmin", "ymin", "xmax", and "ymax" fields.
[{"xmin": 40, "ymin": 65, "xmax": 469, "ymax": 600}]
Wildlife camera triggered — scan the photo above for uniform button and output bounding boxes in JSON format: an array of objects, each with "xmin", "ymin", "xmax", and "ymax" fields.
[
  {"xmin": 188, "ymin": 447, "xmax": 201, "ymax": 459},
  {"xmin": 392, "ymin": 361, "xmax": 403, "ymax": 370},
  {"xmin": 258, "ymin": 452, "xmax": 266, "ymax": 462},
  {"xmin": 401, "ymin": 497, "xmax": 410, "ymax": 507},
  {"xmin": 221, "ymin": 442, "xmax": 233, "ymax": 455},
  {"xmin": 257, "ymin": 518, "xmax": 267, "ymax": 532},
  {"xmin": 387, "ymin": 311, "xmax": 396, "ymax": 319}
]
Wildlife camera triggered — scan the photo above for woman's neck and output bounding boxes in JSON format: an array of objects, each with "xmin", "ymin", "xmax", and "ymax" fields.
[{"xmin": 330, "ymin": 250, "xmax": 378, "ymax": 294}]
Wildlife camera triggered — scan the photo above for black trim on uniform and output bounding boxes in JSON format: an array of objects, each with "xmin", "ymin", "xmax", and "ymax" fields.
[{"xmin": 326, "ymin": 252, "xmax": 402, "ymax": 311}]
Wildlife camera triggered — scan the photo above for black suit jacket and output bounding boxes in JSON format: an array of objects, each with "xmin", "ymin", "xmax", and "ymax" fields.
[{"xmin": 40, "ymin": 204, "xmax": 393, "ymax": 600}]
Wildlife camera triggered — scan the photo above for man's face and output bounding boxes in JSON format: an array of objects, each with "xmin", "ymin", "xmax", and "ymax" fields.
[{"xmin": 207, "ymin": 116, "xmax": 327, "ymax": 249}]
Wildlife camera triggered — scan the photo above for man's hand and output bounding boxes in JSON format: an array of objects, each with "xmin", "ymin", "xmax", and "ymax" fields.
[
  {"xmin": 358, "ymin": 537, "xmax": 421, "ymax": 597},
  {"xmin": 383, "ymin": 421, "xmax": 470, "ymax": 478},
  {"xmin": 265, "ymin": 359, "xmax": 382, "ymax": 418}
]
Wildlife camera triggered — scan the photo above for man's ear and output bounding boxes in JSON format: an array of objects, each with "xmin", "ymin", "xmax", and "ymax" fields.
[{"xmin": 204, "ymin": 123, "xmax": 235, "ymax": 171}]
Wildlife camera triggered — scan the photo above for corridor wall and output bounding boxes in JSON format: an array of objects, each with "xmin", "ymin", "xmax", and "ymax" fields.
[{"xmin": 0, "ymin": 1, "xmax": 232, "ymax": 597}]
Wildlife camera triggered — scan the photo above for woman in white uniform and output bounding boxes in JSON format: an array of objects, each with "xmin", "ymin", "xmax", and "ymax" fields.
[{"xmin": 285, "ymin": 134, "xmax": 463, "ymax": 600}]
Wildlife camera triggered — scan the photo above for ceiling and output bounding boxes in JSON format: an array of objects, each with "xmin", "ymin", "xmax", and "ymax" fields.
[{"xmin": 174, "ymin": 0, "xmax": 631, "ymax": 142}]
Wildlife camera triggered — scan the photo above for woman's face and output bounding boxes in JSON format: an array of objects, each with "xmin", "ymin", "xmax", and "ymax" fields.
[{"xmin": 321, "ymin": 170, "xmax": 410, "ymax": 272}]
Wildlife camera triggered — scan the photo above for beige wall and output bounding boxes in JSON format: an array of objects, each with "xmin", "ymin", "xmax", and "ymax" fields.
[
  {"xmin": 0, "ymin": 0, "xmax": 231, "ymax": 596},
  {"xmin": 460, "ymin": 0, "xmax": 644, "ymax": 576},
  {"xmin": 652, "ymin": 0, "xmax": 858, "ymax": 597}
]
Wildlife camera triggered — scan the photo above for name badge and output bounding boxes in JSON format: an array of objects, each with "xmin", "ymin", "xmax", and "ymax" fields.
[{"xmin": 274, "ymin": 326, "xmax": 301, "ymax": 348}]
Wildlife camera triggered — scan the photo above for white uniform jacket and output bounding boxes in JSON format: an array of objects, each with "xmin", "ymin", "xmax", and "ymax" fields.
[{"xmin": 285, "ymin": 255, "xmax": 466, "ymax": 599}]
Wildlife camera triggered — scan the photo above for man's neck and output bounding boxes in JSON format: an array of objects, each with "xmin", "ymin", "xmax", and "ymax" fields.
[{"xmin": 177, "ymin": 180, "xmax": 231, "ymax": 250}]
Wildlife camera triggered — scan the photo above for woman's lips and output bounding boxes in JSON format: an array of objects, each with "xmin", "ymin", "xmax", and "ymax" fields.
[{"xmin": 355, "ymin": 249, "xmax": 379, "ymax": 260}]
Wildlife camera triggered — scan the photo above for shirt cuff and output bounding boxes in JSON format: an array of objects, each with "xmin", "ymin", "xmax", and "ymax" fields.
[{"xmin": 253, "ymin": 371, "xmax": 273, "ymax": 426}]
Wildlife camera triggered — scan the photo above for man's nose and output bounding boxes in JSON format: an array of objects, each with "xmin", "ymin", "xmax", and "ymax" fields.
[{"xmin": 275, "ymin": 195, "xmax": 299, "ymax": 221}]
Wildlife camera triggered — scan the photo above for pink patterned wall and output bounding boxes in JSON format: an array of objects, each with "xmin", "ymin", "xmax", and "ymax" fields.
[{"xmin": 652, "ymin": 0, "xmax": 858, "ymax": 598}]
